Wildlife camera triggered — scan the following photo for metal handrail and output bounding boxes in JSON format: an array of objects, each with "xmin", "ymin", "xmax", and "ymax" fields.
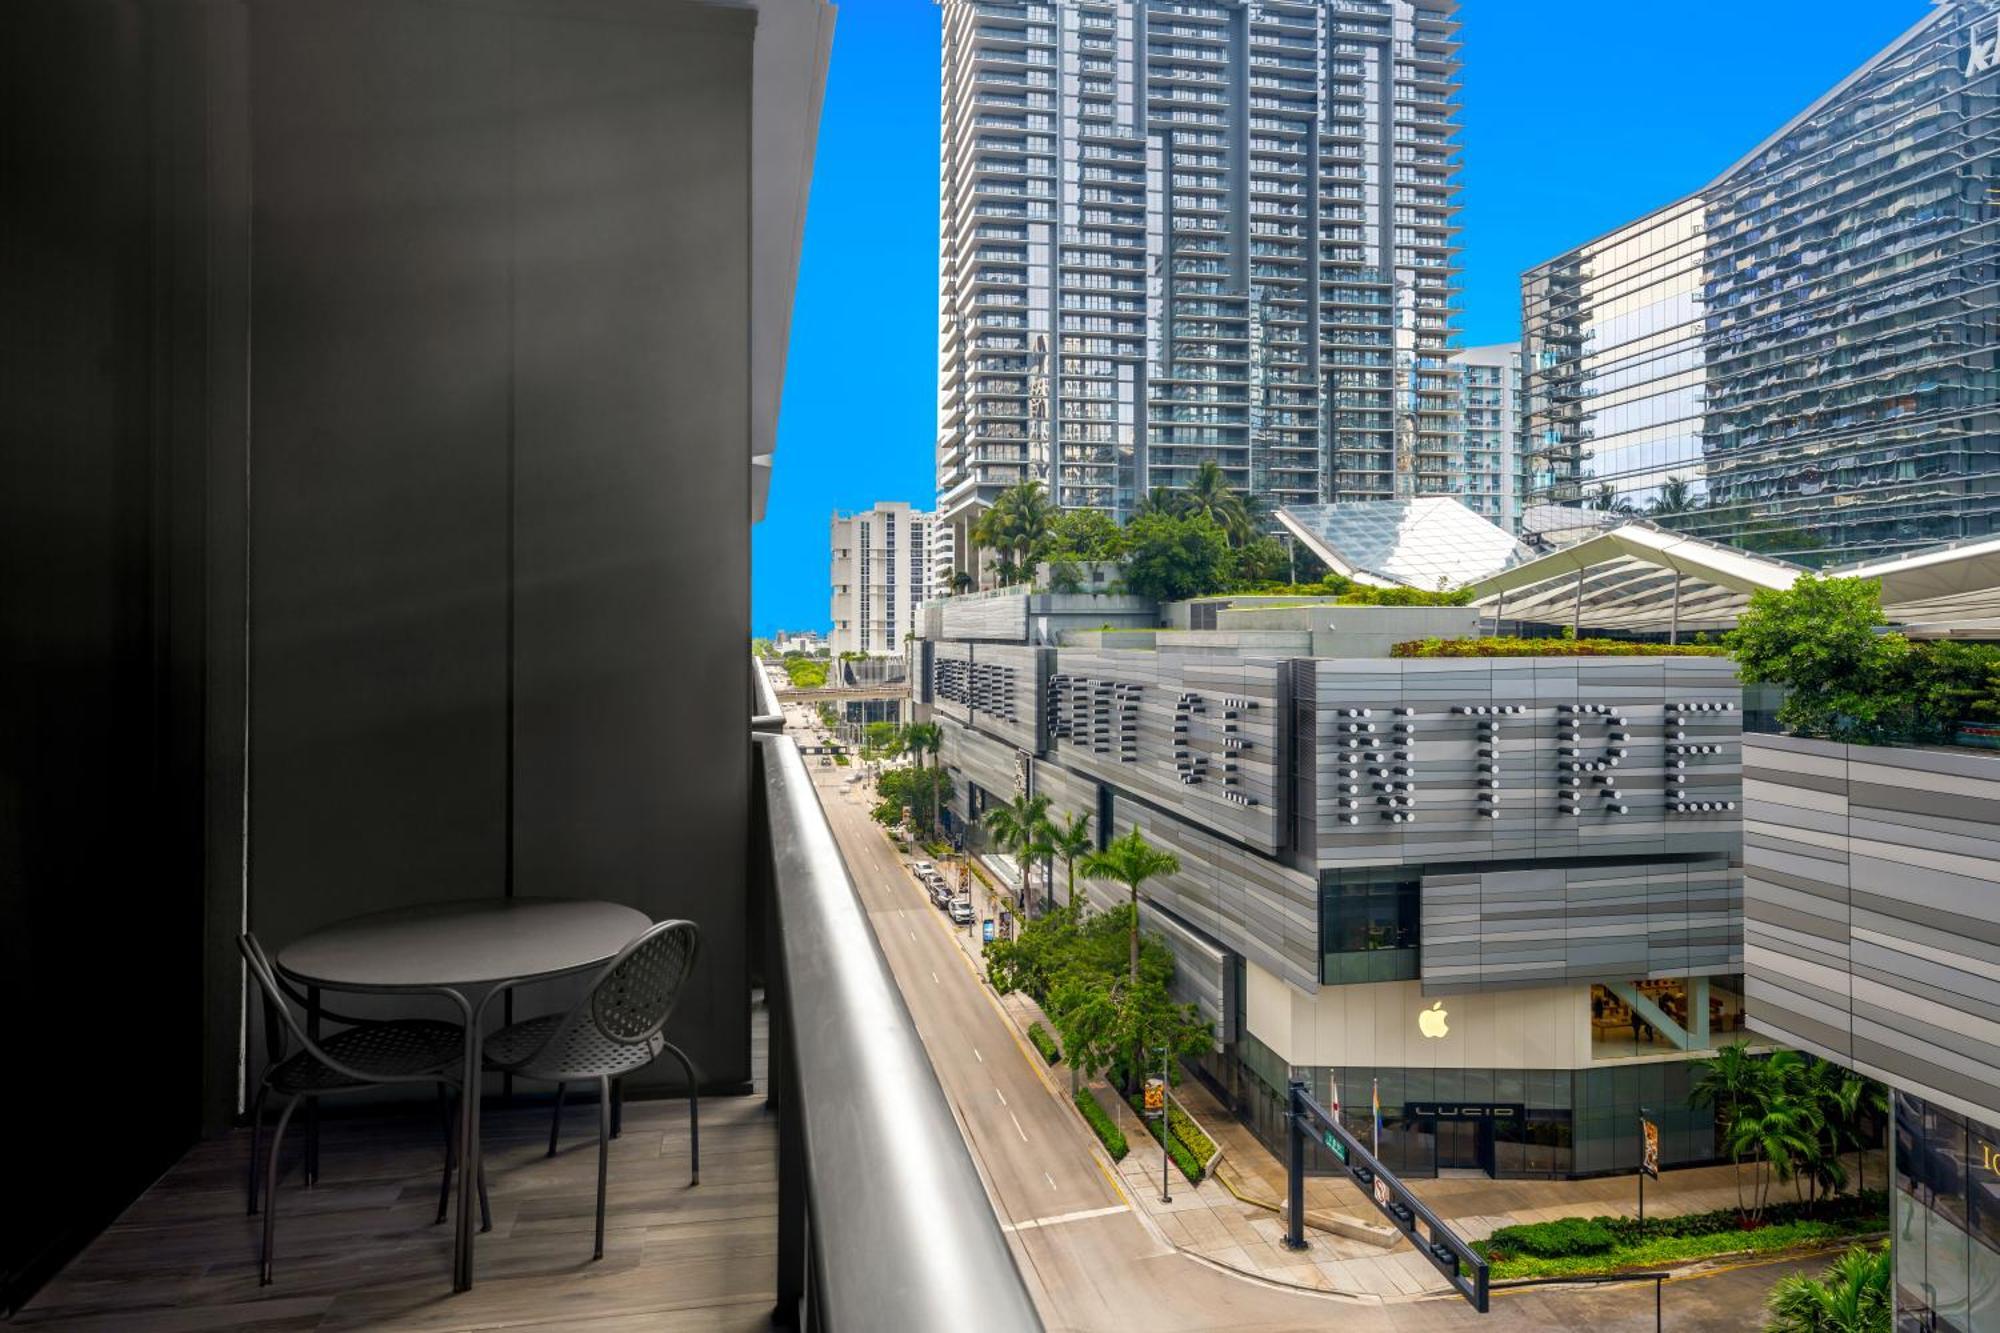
[
  {"xmin": 755, "ymin": 731, "xmax": 1041, "ymax": 1332},
  {"xmin": 752, "ymin": 656, "xmax": 786, "ymax": 733}
]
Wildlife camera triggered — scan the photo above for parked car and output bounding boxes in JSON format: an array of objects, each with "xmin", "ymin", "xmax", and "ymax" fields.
[
  {"xmin": 947, "ymin": 896, "xmax": 973, "ymax": 926},
  {"xmin": 908, "ymin": 860, "xmax": 934, "ymax": 879},
  {"xmin": 928, "ymin": 883, "xmax": 951, "ymax": 909}
]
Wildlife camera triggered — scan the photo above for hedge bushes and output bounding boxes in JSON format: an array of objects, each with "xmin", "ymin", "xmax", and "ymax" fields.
[
  {"xmin": 1486, "ymin": 1216, "xmax": 1616, "ymax": 1258},
  {"xmin": 1127, "ymin": 1093, "xmax": 1204, "ymax": 1184},
  {"xmin": 1477, "ymin": 1194, "xmax": 1890, "ymax": 1279},
  {"xmin": 1075, "ymin": 1088, "xmax": 1127, "ymax": 1162},
  {"xmin": 1164, "ymin": 1100, "xmax": 1215, "ymax": 1166},
  {"xmin": 1028, "ymin": 1021, "xmax": 1061, "ymax": 1065},
  {"xmin": 1392, "ymin": 636, "xmax": 1729, "ymax": 659}
]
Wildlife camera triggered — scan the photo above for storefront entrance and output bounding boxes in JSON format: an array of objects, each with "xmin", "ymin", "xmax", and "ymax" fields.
[{"xmin": 1413, "ymin": 1102, "xmax": 1519, "ymax": 1178}]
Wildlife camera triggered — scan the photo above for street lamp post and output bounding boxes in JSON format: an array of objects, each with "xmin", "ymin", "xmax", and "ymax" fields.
[{"xmin": 1156, "ymin": 1046, "xmax": 1172, "ymax": 1205}]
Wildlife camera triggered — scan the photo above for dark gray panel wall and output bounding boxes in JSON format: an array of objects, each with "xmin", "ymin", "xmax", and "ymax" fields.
[
  {"xmin": 931, "ymin": 640, "xmax": 1047, "ymax": 753},
  {"xmin": 940, "ymin": 720, "xmax": 1022, "ymax": 822},
  {"xmin": 246, "ymin": 0, "xmax": 754, "ymax": 1092},
  {"xmin": 1744, "ymin": 735, "xmax": 2000, "ymax": 1126},
  {"xmin": 1298, "ymin": 657, "xmax": 1741, "ymax": 869},
  {"xmin": 1090, "ymin": 802, "xmax": 1321, "ymax": 995},
  {"xmin": 1049, "ymin": 649, "xmax": 1289, "ymax": 853},
  {"xmin": 1422, "ymin": 859, "xmax": 1741, "ymax": 993}
]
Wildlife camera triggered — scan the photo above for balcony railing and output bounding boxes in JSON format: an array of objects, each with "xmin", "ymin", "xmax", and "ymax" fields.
[{"xmin": 752, "ymin": 724, "xmax": 1041, "ymax": 1332}]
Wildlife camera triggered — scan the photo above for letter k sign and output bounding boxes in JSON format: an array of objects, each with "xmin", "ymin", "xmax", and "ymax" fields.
[{"xmin": 1971, "ymin": 18, "xmax": 2000, "ymax": 78}]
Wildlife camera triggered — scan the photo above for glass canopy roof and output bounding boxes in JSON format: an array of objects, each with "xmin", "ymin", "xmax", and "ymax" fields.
[{"xmin": 1276, "ymin": 499, "xmax": 1531, "ymax": 591}]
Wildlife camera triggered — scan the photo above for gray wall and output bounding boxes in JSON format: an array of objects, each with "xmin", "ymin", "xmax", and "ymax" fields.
[
  {"xmin": 1422, "ymin": 859, "xmax": 1741, "ymax": 994},
  {"xmin": 1049, "ymin": 648, "xmax": 1290, "ymax": 853},
  {"xmin": 1743, "ymin": 735, "xmax": 2000, "ymax": 1126},
  {"xmin": 930, "ymin": 641, "xmax": 1048, "ymax": 754},
  {"xmin": 244, "ymin": 0, "xmax": 755, "ymax": 1094},
  {"xmin": 1295, "ymin": 657, "xmax": 1742, "ymax": 870}
]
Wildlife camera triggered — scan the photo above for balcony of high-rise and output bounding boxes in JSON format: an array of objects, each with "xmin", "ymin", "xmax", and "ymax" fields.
[{"xmin": 0, "ymin": 2, "xmax": 1044, "ymax": 1328}]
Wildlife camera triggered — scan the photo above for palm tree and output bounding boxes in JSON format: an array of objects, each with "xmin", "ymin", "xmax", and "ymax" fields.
[
  {"xmin": 1648, "ymin": 474, "xmax": 1698, "ymax": 517},
  {"xmin": 1725, "ymin": 1054, "xmax": 1822, "ymax": 1222},
  {"xmin": 981, "ymin": 793, "xmax": 1053, "ymax": 913},
  {"xmin": 1763, "ymin": 1242, "xmax": 1890, "ymax": 1333},
  {"xmin": 1005, "ymin": 480, "xmax": 1052, "ymax": 573},
  {"xmin": 1046, "ymin": 811, "xmax": 1094, "ymax": 911},
  {"xmin": 950, "ymin": 570, "xmax": 974, "ymax": 594},
  {"xmin": 898, "ymin": 722, "xmax": 944, "ymax": 838},
  {"xmin": 1182, "ymin": 460, "xmax": 1255, "ymax": 547},
  {"xmin": 1078, "ymin": 827, "xmax": 1180, "ymax": 986},
  {"xmin": 1134, "ymin": 486, "xmax": 1185, "ymax": 520},
  {"xmin": 1692, "ymin": 1040, "xmax": 1765, "ymax": 1219}
]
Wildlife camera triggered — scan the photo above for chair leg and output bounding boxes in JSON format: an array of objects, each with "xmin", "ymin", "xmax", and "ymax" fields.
[
  {"xmin": 477, "ymin": 1152, "xmax": 491, "ymax": 1234},
  {"xmin": 547, "ymin": 1082, "xmax": 567, "ymax": 1158},
  {"xmin": 247, "ymin": 1084, "xmax": 270, "ymax": 1216},
  {"xmin": 262, "ymin": 1095, "xmax": 302, "ymax": 1286},
  {"xmin": 611, "ymin": 1078, "xmax": 622, "ymax": 1140},
  {"xmin": 666, "ymin": 1041, "xmax": 701, "ymax": 1187},
  {"xmin": 435, "ymin": 1083, "xmax": 455, "ymax": 1226},
  {"xmin": 594, "ymin": 1076, "xmax": 610, "ymax": 1261}
]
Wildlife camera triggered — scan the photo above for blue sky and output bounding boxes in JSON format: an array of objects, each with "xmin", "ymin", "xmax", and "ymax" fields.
[{"xmin": 754, "ymin": 0, "xmax": 1929, "ymax": 636}]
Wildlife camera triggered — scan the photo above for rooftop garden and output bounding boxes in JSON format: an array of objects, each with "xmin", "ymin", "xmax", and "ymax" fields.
[
  {"xmin": 1729, "ymin": 573, "xmax": 2000, "ymax": 745},
  {"xmin": 1393, "ymin": 635, "xmax": 1727, "ymax": 658},
  {"xmin": 954, "ymin": 469, "xmax": 1474, "ymax": 605}
]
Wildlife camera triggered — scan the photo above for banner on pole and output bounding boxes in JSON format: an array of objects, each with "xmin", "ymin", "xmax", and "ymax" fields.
[{"xmin": 1640, "ymin": 1116, "xmax": 1660, "ymax": 1179}]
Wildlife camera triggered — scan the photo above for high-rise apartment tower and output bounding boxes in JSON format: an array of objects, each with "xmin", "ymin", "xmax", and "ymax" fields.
[
  {"xmin": 831, "ymin": 502, "xmax": 935, "ymax": 656},
  {"xmin": 935, "ymin": 0, "xmax": 1464, "ymax": 579}
]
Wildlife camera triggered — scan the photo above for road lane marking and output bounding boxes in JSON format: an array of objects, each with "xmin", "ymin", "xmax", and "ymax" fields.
[
  {"xmin": 995, "ymin": 1088, "xmax": 1007, "ymax": 1107},
  {"xmin": 973, "ymin": 1048, "xmax": 983, "ymax": 1063},
  {"xmin": 1008, "ymin": 1110, "xmax": 1028, "ymax": 1142},
  {"xmin": 1045, "ymin": 1172, "xmax": 1057, "ymax": 1191},
  {"xmin": 931, "ymin": 971, "xmax": 939, "ymax": 984},
  {"xmin": 1002, "ymin": 1204, "xmax": 1128, "ymax": 1233}
]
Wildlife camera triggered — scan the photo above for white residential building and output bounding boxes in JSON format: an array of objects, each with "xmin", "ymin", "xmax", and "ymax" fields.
[
  {"xmin": 830, "ymin": 502, "xmax": 935, "ymax": 656},
  {"xmin": 1447, "ymin": 344, "xmax": 1523, "ymax": 532}
]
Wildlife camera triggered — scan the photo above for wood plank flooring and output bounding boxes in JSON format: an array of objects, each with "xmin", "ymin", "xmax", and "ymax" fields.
[{"xmin": 16, "ymin": 1051, "xmax": 775, "ymax": 1329}]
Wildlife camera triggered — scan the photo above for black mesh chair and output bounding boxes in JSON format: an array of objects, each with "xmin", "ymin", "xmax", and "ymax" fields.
[
  {"xmin": 483, "ymin": 919, "xmax": 701, "ymax": 1259},
  {"xmin": 238, "ymin": 932, "xmax": 486, "ymax": 1285}
]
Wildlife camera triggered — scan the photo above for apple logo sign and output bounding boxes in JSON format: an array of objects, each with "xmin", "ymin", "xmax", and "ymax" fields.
[{"xmin": 1418, "ymin": 1001, "xmax": 1450, "ymax": 1039}]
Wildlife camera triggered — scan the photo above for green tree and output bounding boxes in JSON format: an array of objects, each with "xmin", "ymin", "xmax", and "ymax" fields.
[
  {"xmin": 1120, "ymin": 510, "xmax": 1232, "ymax": 602},
  {"xmin": 1047, "ymin": 966, "xmax": 1211, "ymax": 1089},
  {"xmin": 897, "ymin": 721, "xmax": 945, "ymax": 837},
  {"xmin": 1078, "ymin": 827, "xmax": 1181, "ymax": 986},
  {"xmin": 1763, "ymin": 1241, "xmax": 1890, "ymax": 1333},
  {"xmin": 1047, "ymin": 507, "xmax": 1125, "ymax": 562},
  {"xmin": 972, "ymin": 481, "xmax": 1054, "ymax": 584},
  {"xmin": 1181, "ymin": 459, "xmax": 1257, "ymax": 547},
  {"xmin": 984, "ymin": 902, "xmax": 1172, "ymax": 1005},
  {"xmin": 1692, "ymin": 1040, "xmax": 1765, "ymax": 1220},
  {"xmin": 982, "ymin": 792, "xmax": 1054, "ymax": 912},
  {"xmin": 1047, "ymin": 810, "xmax": 1094, "ymax": 911},
  {"xmin": 871, "ymin": 765, "xmax": 952, "ymax": 832},
  {"xmin": 863, "ymin": 720, "xmax": 900, "ymax": 756},
  {"xmin": 1727, "ymin": 1050, "xmax": 1824, "ymax": 1221},
  {"xmin": 1228, "ymin": 535, "xmax": 1292, "ymax": 587},
  {"xmin": 950, "ymin": 570, "xmax": 974, "ymax": 594},
  {"xmin": 1727, "ymin": 575, "xmax": 1912, "ymax": 742}
]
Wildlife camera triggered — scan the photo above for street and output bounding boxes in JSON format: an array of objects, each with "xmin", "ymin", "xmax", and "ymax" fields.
[{"xmin": 789, "ymin": 707, "xmax": 1788, "ymax": 1330}]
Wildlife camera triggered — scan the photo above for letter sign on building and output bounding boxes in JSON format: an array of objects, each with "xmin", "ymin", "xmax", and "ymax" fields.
[{"xmin": 1969, "ymin": 16, "xmax": 1999, "ymax": 78}]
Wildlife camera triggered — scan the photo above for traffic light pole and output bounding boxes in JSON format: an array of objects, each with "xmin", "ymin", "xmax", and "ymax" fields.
[{"xmin": 1282, "ymin": 1080, "xmax": 1308, "ymax": 1251}]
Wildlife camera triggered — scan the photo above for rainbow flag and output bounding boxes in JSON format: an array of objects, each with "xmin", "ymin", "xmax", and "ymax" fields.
[{"xmin": 1371, "ymin": 1077, "xmax": 1381, "ymax": 1155}]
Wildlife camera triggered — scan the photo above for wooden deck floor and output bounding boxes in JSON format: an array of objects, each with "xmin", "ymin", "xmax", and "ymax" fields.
[{"xmin": 18, "ymin": 1066, "xmax": 774, "ymax": 1329}]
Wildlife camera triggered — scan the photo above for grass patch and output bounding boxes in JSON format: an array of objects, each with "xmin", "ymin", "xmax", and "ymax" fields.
[
  {"xmin": 1127, "ymin": 1093, "xmax": 1204, "ymax": 1184},
  {"xmin": 1075, "ymin": 1088, "xmax": 1127, "ymax": 1161},
  {"xmin": 1027, "ymin": 1021, "xmax": 1061, "ymax": 1065},
  {"xmin": 1478, "ymin": 1195, "xmax": 1889, "ymax": 1279}
]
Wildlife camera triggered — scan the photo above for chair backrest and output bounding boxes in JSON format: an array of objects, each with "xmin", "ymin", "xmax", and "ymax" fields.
[
  {"xmin": 589, "ymin": 919, "xmax": 701, "ymax": 1046},
  {"xmin": 239, "ymin": 932, "xmax": 336, "ymax": 1074},
  {"xmin": 238, "ymin": 931, "xmax": 443, "ymax": 1087}
]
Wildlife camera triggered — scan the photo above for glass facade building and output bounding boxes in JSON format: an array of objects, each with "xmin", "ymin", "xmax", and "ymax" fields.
[
  {"xmin": 1523, "ymin": 0, "xmax": 2000, "ymax": 563},
  {"xmin": 1895, "ymin": 1092, "xmax": 2000, "ymax": 1332},
  {"xmin": 1447, "ymin": 343, "xmax": 1524, "ymax": 529},
  {"xmin": 935, "ymin": 0, "xmax": 1464, "ymax": 571}
]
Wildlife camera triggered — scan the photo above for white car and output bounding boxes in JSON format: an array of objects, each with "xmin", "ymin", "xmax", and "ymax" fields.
[{"xmin": 947, "ymin": 896, "xmax": 974, "ymax": 926}]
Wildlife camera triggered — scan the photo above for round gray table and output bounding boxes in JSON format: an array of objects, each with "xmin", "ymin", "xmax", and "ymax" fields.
[{"xmin": 277, "ymin": 897, "xmax": 650, "ymax": 1292}]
